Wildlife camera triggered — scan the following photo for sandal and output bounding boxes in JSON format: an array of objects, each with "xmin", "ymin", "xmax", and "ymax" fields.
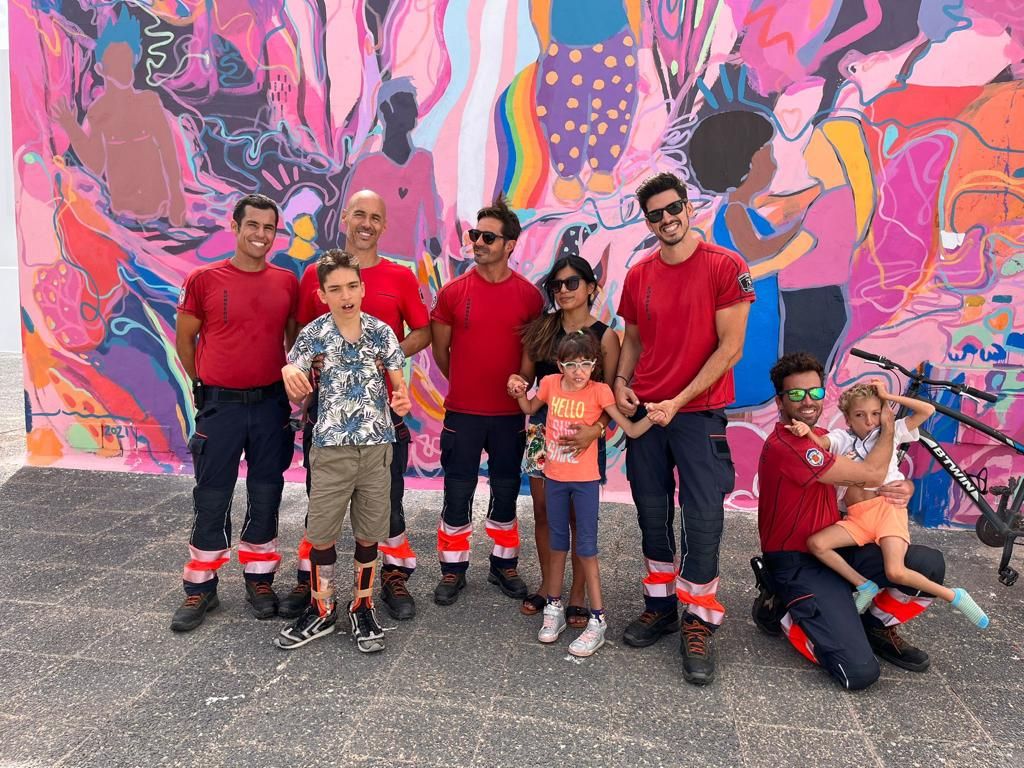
[
  {"xmin": 520, "ymin": 593, "xmax": 546, "ymax": 616},
  {"xmin": 566, "ymin": 605, "xmax": 589, "ymax": 629}
]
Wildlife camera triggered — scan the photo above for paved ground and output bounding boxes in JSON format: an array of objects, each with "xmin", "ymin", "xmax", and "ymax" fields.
[{"xmin": 1, "ymin": 352, "xmax": 1023, "ymax": 767}]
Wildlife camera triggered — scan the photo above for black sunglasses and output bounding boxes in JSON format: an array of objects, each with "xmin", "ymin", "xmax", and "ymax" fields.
[
  {"xmin": 644, "ymin": 199, "xmax": 687, "ymax": 223},
  {"xmin": 468, "ymin": 229, "xmax": 508, "ymax": 245},
  {"xmin": 778, "ymin": 387, "xmax": 826, "ymax": 402},
  {"xmin": 547, "ymin": 276, "xmax": 582, "ymax": 293}
]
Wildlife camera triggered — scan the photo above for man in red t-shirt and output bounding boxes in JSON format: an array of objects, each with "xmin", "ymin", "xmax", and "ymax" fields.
[
  {"xmin": 171, "ymin": 194, "xmax": 299, "ymax": 632},
  {"xmin": 430, "ymin": 195, "xmax": 544, "ymax": 605},
  {"xmin": 613, "ymin": 172, "xmax": 754, "ymax": 685},
  {"xmin": 754, "ymin": 352, "xmax": 945, "ymax": 690},
  {"xmin": 277, "ymin": 190, "xmax": 432, "ymax": 622}
]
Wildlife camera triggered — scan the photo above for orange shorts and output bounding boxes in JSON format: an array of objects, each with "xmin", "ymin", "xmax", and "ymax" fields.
[{"xmin": 836, "ymin": 496, "xmax": 910, "ymax": 546}]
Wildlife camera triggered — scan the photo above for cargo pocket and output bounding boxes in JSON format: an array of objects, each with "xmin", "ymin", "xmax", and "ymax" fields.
[
  {"xmin": 188, "ymin": 434, "xmax": 207, "ymax": 456},
  {"xmin": 709, "ymin": 434, "xmax": 735, "ymax": 494}
]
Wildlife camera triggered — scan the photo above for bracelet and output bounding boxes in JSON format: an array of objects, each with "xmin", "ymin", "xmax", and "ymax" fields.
[{"xmin": 614, "ymin": 375, "xmax": 629, "ymax": 384}]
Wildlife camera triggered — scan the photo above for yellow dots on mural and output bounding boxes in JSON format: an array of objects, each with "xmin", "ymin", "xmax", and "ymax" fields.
[
  {"xmin": 625, "ymin": 54, "xmax": 636, "ymax": 67},
  {"xmin": 607, "ymin": 109, "xmax": 619, "ymax": 119},
  {"xmin": 548, "ymin": 43, "xmax": 559, "ymax": 56},
  {"xmin": 569, "ymin": 147, "xmax": 580, "ymax": 159},
  {"xmin": 610, "ymin": 145, "xmax": 621, "ymax": 158},
  {"xmin": 557, "ymin": 162, "xmax": 565, "ymax": 172},
  {"xmin": 571, "ymin": 74, "xmax": 584, "ymax": 86},
  {"xmin": 611, "ymin": 75, "xmax": 622, "ymax": 84},
  {"xmin": 593, "ymin": 79, "xmax": 606, "ymax": 91},
  {"xmin": 569, "ymin": 49, "xmax": 583, "ymax": 63},
  {"xmin": 597, "ymin": 122, "xmax": 608, "ymax": 135},
  {"xmin": 564, "ymin": 119, "xmax": 576, "ymax": 131},
  {"xmin": 592, "ymin": 97, "xmax": 602, "ymax": 108},
  {"xmin": 588, "ymin": 134, "xmax": 597, "ymax": 146},
  {"xmin": 624, "ymin": 113, "xmax": 631, "ymax": 120},
  {"xmin": 625, "ymin": 83, "xmax": 634, "ymax": 93},
  {"xmin": 594, "ymin": 43, "xmax": 604, "ymax": 53},
  {"xmin": 966, "ymin": 295, "xmax": 985, "ymax": 307},
  {"xmin": 545, "ymin": 71, "xmax": 559, "ymax": 85},
  {"xmin": 624, "ymin": 36, "xmax": 634, "ymax": 47},
  {"xmin": 590, "ymin": 112, "xmax": 599, "ymax": 120},
  {"xmin": 604, "ymin": 55, "xmax": 618, "ymax": 68},
  {"xmin": 537, "ymin": 105, "xmax": 548, "ymax": 117},
  {"xmin": 551, "ymin": 133, "xmax": 561, "ymax": 144},
  {"xmin": 579, "ymin": 123, "xmax": 589, "ymax": 133},
  {"xmin": 619, "ymin": 124, "xmax": 628, "ymax": 133},
  {"xmin": 619, "ymin": 99, "xmax": 628, "ymax": 110},
  {"xmin": 589, "ymin": 157, "xmax": 599, "ymax": 168},
  {"xmin": 566, "ymin": 97, "xmax": 579, "ymax": 108}
]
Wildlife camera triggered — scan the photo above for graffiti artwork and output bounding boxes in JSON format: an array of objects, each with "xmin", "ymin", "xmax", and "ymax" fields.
[{"xmin": 10, "ymin": 0, "xmax": 1023, "ymax": 524}]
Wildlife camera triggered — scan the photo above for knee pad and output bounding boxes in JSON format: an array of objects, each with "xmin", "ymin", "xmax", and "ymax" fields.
[
  {"xmin": 840, "ymin": 659, "xmax": 880, "ymax": 691},
  {"xmin": 246, "ymin": 480, "xmax": 284, "ymax": 514},
  {"xmin": 193, "ymin": 485, "xmax": 234, "ymax": 517}
]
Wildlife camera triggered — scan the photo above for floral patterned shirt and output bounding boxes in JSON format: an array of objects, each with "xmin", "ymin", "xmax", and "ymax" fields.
[{"xmin": 287, "ymin": 313, "xmax": 405, "ymax": 447}]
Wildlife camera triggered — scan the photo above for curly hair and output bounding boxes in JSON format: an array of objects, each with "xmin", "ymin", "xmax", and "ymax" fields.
[
  {"xmin": 838, "ymin": 383, "xmax": 882, "ymax": 415},
  {"xmin": 316, "ymin": 249, "xmax": 360, "ymax": 287},
  {"xmin": 769, "ymin": 352, "xmax": 824, "ymax": 394}
]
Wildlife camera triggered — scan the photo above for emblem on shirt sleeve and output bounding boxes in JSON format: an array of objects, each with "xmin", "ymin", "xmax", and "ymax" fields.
[
  {"xmin": 177, "ymin": 286, "xmax": 187, "ymax": 306},
  {"xmin": 805, "ymin": 448, "xmax": 825, "ymax": 467},
  {"xmin": 738, "ymin": 272, "xmax": 754, "ymax": 293}
]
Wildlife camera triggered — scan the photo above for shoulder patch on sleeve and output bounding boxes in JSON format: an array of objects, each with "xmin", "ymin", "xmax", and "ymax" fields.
[
  {"xmin": 804, "ymin": 447, "xmax": 825, "ymax": 468},
  {"xmin": 738, "ymin": 272, "xmax": 754, "ymax": 294}
]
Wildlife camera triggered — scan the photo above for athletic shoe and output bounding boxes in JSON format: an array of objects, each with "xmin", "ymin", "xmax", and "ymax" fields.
[
  {"xmin": 273, "ymin": 605, "xmax": 337, "ymax": 650},
  {"xmin": 622, "ymin": 608, "xmax": 678, "ymax": 648},
  {"xmin": 170, "ymin": 591, "xmax": 220, "ymax": 633},
  {"xmin": 349, "ymin": 602, "xmax": 386, "ymax": 653},
  {"xmin": 277, "ymin": 580, "xmax": 311, "ymax": 620},
  {"xmin": 538, "ymin": 602, "xmax": 567, "ymax": 644},
  {"xmin": 487, "ymin": 566, "xmax": 528, "ymax": 599},
  {"xmin": 381, "ymin": 569, "xmax": 416, "ymax": 620},
  {"xmin": 866, "ymin": 625, "xmax": 930, "ymax": 672},
  {"xmin": 569, "ymin": 617, "xmax": 607, "ymax": 657},
  {"xmin": 245, "ymin": 580, "xmax": 279, "ymax": 619},
  {"xmin": 951, "ymin": 588, "xmax": 989, "ymax": 629},
  {"xmin": 680, "ymin": 617, "xmax": 716, "ymax": 685},
  {"xmin": 433, "ymin": 572, "xmax": 467, "ymax": 606}
]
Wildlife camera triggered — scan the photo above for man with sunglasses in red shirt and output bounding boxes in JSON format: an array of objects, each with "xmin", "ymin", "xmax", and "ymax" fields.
[
  {"xmin": 615, "ymin": 172, "xmax": 754, "ymax": 685},
  {"xmin": 752, "ymin": 352, "xmax": 945, "ymax": 690},
  {"xmin": 430, "ymin": 195, "xmax": 544, "ymax": 605}
]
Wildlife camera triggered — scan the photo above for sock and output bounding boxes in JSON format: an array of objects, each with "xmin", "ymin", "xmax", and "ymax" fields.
[
  {"xmin": 309, "ymin": 546, "xmax": 337, "ymax": 617},
  {"xmin": 352, "ymin": 542, "xmax": 379, "ymax": 612},
  {"xmin": 590, "ymin": 608, "xmax": 606, "ymax": 623},
  {"xmin": 546, "ymin": 595, "xmax": 562, "ymax": 606},
  {"xmin": 853, "ymin": 580, "xmax": 879, "ymax": 614},
  {"xmin": 951, "ymin": 588, "xmax": 990, "ymax": 629}
]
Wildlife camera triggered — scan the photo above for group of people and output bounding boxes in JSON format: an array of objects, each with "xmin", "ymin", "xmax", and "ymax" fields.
[{"xmin": 169, "ymin": 172, "xmax": 985, "ymax": 691}]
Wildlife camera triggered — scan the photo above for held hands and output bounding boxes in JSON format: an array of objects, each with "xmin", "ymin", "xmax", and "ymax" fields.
[
  {"xmin": 282, "ymin": 363, "xmax": 314, "ymax": 401},
  {"xmin": 390, "ymin": 378, "xmax": 412, "ymax": 417},
  {"xmin": 507, "ymin": 374, "xmax": 529, "ymax": 398},
  {"xmin": 645, "ymin": 399, "xmax": 680, "ymax": 426},
  {"xmin": 615, "ymin": 380, "xmax": 640, "ymax": 417},
  {"xmin": 784, "ymin": 421, "xmax": 812, "ymax": 438}
]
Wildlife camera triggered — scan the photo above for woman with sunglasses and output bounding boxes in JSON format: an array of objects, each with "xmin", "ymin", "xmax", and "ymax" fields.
[{"xmin": 507, "ymin": 255, "xmax": 620, "ymax": 627}]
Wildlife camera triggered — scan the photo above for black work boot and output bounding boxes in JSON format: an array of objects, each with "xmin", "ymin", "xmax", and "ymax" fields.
[
  {"xmin": 487, "ymin": 565, "xmax": 528, "ymax": 599},
  {"xmin": 277, "ymin": 580, "xmax": 311, "ymax": 619},
  {"xmin": 245, "ymin": 580, "xmax": 279, "ymax": 619},
  {"xmin": 170, "ymin": 591, "xmax": 220, "ymax": 632},
  {"xmin": 866, "ymin": 625, "xmax": 930, "ymax": 672},
  {"xmin": 622, "ymin": 608, "xmax": 679, "ymax": 648},
  {"xmin": 433, "ymin": 572, "xmax": 467, "ymax": 605},
  {"xmin": 680, "ymin": 617, "xmax": 716, "ymax": 685},
  {"xmin": 381, "ymin": 569, "xmax": 416, "ymax": 620}
]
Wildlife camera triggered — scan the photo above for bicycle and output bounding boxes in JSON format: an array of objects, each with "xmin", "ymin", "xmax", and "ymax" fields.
[{"xmin": 849, "ymin": 348, "xmax": 1024, "ymax": 586}]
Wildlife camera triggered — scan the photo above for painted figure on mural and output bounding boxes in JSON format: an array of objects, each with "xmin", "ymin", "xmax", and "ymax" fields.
[
  {"xmin": 345, "ymin": 78, "xmax": 443, "ymax": 275},
  {"xmin": 532, "ymin": 0, "xmax": 643, "ymax": 202},
  {"xmin": 52, "ymin": 7, "xmax": 187, "ymax": 226}
]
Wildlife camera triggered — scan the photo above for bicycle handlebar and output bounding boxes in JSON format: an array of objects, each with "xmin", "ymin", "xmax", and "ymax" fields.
[{"xmin": 849, "ymin": 348, "xmax": 999, "ymax": 403}]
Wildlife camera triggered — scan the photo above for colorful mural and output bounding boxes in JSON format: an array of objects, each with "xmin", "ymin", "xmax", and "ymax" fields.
[{"xmin": 9, "ymin": 0, "xmax": 1024, "ymax": 525}]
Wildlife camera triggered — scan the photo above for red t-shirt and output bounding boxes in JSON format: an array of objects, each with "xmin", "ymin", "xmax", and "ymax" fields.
[
  {"xmin": 297, "ymin": 259, "xmax": 430, "ymax": 338},
  {"xmin": 617, "ymin": 243, "xmax": 754, "ymax": 407},
  {"xmin": 178, "ymin": 260, "xmax": 298, "ymax": 389},
  {"xmin": 431, "ymin": 268, "xmax": 544, "ymax": 416},
  {"xmin": 757, "ymin": 422, "xmax": 839, "ymax": 553}
]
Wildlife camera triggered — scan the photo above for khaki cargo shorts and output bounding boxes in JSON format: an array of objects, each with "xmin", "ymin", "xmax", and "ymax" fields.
[{"xmin": 306, "ymin": 443, "xmax": 392, "ymax": 545}]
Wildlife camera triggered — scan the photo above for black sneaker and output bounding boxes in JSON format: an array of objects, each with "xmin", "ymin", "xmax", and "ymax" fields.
[
  {"xmin": 278, "ymin": 580, "xmax": 311, "ymax": 619},
  {"xmin": 866, "ymin": 625, "xmax": 930, "ymax": 673},
  {"xmin": 245, "ymin": 580, "xmax": 279, "ymax": 619},
  {"xmin": 349, "ymin": 602, "xmax": 386, "ymax": 653},
  {"xmin": 680, "ymin": 618, "xmax": 716, "ymax": 685},
  {"xmin": 433, "ymin": 572, "xmax": 467, "ymax": 606},
  {"xmin": 750, "ymin": 556, "xmax": 782, "ymax": 636},
  {"xmin": 170, "ymin": 591, "xmax": 220, "ymax": 632},
  {"xmin": 622, "ymin": 608, "xmax": 678, "ymax": 648},
  {"xmin": 381, "ymin": 570, "xmax": 416, "ymax": 620},
  {"xmin": 487, "ymin": 565, "xmax": 528, "ymax": 599},
  {"xmin": 273, "ymin": 605, "xmax": 337, "ymax": 649}
]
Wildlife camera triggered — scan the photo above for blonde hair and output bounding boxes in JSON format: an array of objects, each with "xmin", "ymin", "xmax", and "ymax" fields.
[{"xmin": 838, "ymin": 383, "xmax": 881, "ymax": 415}]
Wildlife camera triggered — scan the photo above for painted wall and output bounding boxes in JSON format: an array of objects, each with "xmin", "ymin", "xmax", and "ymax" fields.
[{"xmin": 9, "ymin": 0, "xmax": 1023, "ymax": 525}]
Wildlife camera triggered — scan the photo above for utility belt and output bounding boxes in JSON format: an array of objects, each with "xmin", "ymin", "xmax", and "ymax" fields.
[{"xmin": 193, "ymin": 380, "xmax": 285, "ymax": 409}]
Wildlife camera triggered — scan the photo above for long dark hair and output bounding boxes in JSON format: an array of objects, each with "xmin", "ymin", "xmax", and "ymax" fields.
[{"xmin": 521, "ymin": 255, "xmax": 598, "ymax": 367}]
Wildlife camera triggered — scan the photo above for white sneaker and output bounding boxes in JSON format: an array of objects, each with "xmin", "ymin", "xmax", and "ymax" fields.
[
  {"xmin": 569, "ymin": 617, "xmax": 606, "ymax": 657},
  {"xmin": 538, "ymin": 602, "xmax": 566, "ymax": 643}
]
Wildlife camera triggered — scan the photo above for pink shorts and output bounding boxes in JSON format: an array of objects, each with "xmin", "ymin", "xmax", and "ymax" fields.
[{"xmin": 836, "ymin": 496, "xmax": 910, "ymax": 546}]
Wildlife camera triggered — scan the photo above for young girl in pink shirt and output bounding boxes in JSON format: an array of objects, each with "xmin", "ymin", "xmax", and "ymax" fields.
[{"xmin": 513, "ymin": 331, "xmax": 652, "ymax": 656}]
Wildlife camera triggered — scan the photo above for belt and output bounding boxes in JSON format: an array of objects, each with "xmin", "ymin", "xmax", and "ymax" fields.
[
  {"xmin": 206, "ymin": 382, "xmax": 285, "ymax": 404},
  {"xmin": 762, "ymin": 551, "xmax": 819, "ymax": 570}
]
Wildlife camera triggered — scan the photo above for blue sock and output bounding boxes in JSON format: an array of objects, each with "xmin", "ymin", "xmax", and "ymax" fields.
[
  {"xmin": 590, "ymin": 608, "xmax": 605, "ymax": 622},
  {"xmin": 547, "ymin": 595, "xmax": 562, "ymax": 605}
]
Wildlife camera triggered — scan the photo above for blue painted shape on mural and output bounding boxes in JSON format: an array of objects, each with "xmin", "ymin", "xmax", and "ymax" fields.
[
  {"xmin": 992, "ymin": 295, "xmax": 1012, "ymax": 303},
  {"xmin": 1006, "ymin": 332, "xmax": 1024, "ymax": 350},
  {"xmin": 910, "ymin": 364, "xmax": 966, "ymax": 527},
  {"xmin": 882, "ymin": 125, "xmax": 900, "ymax": 155}
]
